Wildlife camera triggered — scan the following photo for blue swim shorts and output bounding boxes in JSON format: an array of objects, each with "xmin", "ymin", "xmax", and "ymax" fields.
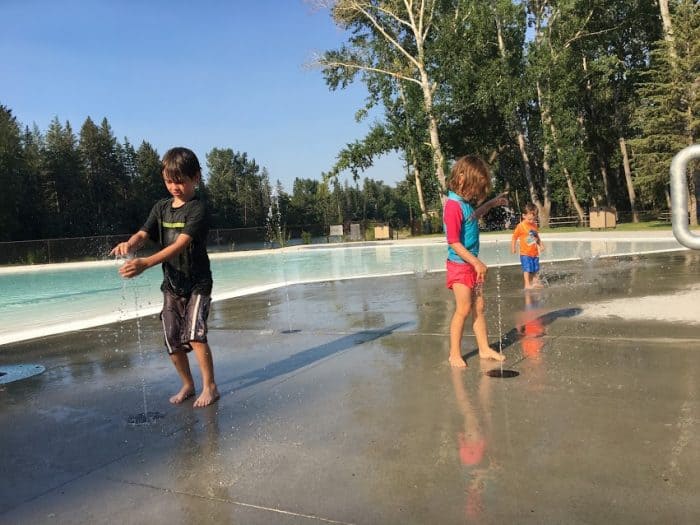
[{"xmin": 520, "ymin": 255, "xmax": 540, "ymax": 273}]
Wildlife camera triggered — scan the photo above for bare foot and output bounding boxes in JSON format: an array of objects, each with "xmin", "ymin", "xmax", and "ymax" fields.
[
  {"xmin": 449, "ymin": 355, "xmax": 468, "ymax": 368},
  {"xmin": 193, "ymin": 386, "xmax": 220, "ymax": 408},
  {"xmin": 169, "ymin": 385, "xmax": 195, "ymax": 404},
  {"xmin": 479, "ymin": 347, "xmax": 506, "ymax": 362}
]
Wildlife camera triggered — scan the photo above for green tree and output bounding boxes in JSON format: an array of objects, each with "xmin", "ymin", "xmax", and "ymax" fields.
[
  {"xmin": 44, "ymin": 118, "xmax": 84, "ymax": 236},
  {"xmin": 288, "ymin": 178, "xmax": 322, "ymax": 226},
  {"xmin": 19, "ymin": 125, "xmax": 46, "ymax": 238},
  {"xmin": 78, "ymin": 117, "xmax": 128, "ymax": 233},
  {"xmin": 206, "ymin": 148, "xmax": 240, "ymax": 227},
  {"xmin": 131, "ymin": 141, "xmax": 166, "ymax": 228},
  {"xmin": 631, "ymin": 0, "xmax": 699, "ymax": 219},
  {"xmin": 318, "ymin": 0, "xmax": 455, "ymax": 193},
  {"xmin": 206, "ymin": 148, "xmax": 268, "ymax": 227},
  {"xmin": 573, "ymin": 0, "xmax": 661, "ymax": 220},
  {"xmin": 0, "ymin": 106, "xmax": 23, "ymax": 240}
]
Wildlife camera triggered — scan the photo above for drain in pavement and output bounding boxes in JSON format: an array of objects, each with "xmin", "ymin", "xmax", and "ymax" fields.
[{"xmin": 485, "ymin": 369, "xmax": 520, "ymax": 378}]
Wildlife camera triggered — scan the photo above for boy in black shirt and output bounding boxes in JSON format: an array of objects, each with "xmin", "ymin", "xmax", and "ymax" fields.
[{"xmin": 110, "ymin": 147, "xmax": 219, "ymax": 407}]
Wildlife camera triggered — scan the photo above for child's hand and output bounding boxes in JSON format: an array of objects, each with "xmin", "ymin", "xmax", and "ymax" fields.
[
  {"xmin": 119, "ymin": 258, "xmax": 148, "ymax": 279},
  {"xmin": 473, "ymin": 260, "xmax": 488, "ymax": 282},
  {"xmin": 110, "ymin": 242, "xmax": 131, "ymax": 257},
  {"xmin": 492, "ymin": 191, "xmax": 509, "ymax": 207}
]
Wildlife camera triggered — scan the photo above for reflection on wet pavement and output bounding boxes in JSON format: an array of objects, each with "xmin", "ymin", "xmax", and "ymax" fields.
[{"xmin": 1, "ymin": 250, "xmax": 699, "ymax": 523}]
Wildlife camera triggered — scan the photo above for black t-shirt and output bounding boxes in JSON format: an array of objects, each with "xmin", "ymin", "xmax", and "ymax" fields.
[{"xmin": 141, "ymin": 196, "xmax": 212, "ymax": 296}]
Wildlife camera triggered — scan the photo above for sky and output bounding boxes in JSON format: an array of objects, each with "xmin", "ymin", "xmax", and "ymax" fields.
[{"xmin": 1, "ymin": 0, "xmax": 405, "ymax": 192}]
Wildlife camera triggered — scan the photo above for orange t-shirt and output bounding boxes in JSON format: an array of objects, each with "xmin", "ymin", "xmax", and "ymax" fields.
[{"xmin": 512, "ymin": 221, "xmax": 540, "ymax": 257}]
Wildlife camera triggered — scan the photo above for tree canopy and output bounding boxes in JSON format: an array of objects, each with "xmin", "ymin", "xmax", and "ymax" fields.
[{"xmin": 1, "ymin": 0, "xmax": 697, "ymax": 242}]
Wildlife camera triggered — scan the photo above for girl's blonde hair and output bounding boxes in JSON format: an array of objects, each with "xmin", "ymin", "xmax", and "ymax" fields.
[{"xmin": 447, "ymin": 155, "xmax": 491, "ymax": 202}]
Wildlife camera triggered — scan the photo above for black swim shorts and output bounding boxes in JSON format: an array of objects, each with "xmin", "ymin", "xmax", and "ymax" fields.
[{"xmin": 160, "ymin": 289, "xmax": 211, "ymax": 354}]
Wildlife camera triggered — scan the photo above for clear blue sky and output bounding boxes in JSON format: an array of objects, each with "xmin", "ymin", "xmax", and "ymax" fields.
[{"xmin": 1, "ymin": 0, "xmax": 405, "ymax": 192}]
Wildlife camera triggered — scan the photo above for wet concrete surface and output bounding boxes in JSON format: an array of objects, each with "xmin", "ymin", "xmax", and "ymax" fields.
[{"xmin": 1, "ymin": 249, "xmax": 699, "ymax": 524}]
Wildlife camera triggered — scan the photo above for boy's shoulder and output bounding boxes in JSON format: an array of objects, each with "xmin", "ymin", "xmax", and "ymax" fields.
[
  {"xmin": 151, "ymin": 197, "xmax": 172, "ymax": 210},
  {"xmin": 188, "ymin": 195, "xmax": 210, "ymax": 214},
  {"xmin": 513, "ymin": 220, "xmax": 535, "ymax": 235}
]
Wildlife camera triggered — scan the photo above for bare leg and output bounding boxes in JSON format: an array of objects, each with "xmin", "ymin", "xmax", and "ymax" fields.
[
  {"xmin": 523, "ymin": 271, "xmax": 532, "ymax": 289},
  {"xmin": 190, "ymin": 341, "xmax": 220, "ymax": 407},
  {"xmin": 472, "ymin": 293, "xmax": 506, "ymax": 362},
  {"xmin": 531, "ymin": 272, "xmax": 543, "ymax": 288},
  {"xmin": 449, "ymin": 283, "xmax": 472, "ymax": 368},
  {"xmin": 169, "ymin": 352, "xmax": 196, "ymax": 404}
]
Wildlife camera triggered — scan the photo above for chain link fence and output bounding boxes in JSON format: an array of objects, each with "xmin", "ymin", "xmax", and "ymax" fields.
[
  {"xmin": 0, "ymin": 224, "xmax": 365, "ymax": 265},
  {"xmin": 0, "ymin": 211, "xmax": 671, "ymax": 266}
]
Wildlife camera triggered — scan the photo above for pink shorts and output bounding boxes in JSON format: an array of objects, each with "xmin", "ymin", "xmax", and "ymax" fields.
[{"xmin": 446, "ymin": 260, "xmax": 478, "ymax": 289}]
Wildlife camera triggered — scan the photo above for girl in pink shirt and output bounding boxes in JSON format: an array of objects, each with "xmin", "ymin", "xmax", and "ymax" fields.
[{"xmin": 443, "ymin": 156, "xmax": 508, "ymax": 368}]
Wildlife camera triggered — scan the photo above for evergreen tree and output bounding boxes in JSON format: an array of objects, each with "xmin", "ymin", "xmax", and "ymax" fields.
[
  {"xmin": 78, "ymin": 117, "xmax": 127, "ymax": 234},
  {"xmin": 131, "ymin": 141, "xmax": 165, "ymax": 229},
  {"xmin": 206, "ymin": 147, "xmax": 241, "ymax": 227},
  {"xmin": 44, "ymin": 118, "xmax": 84, "ymax": 236},
  {"xmin": 288, "ymin": 178, "xmax": 322, "ymax": 226},
  {"xmin": 206, "ymin": 148, "xmax": 268, "ymax": 227},
  {"xmin": 0, "ymin": 106, "xmax": 23, "ymax": 240},
  {"xmin": 631, "ymin": 0, "xmax": 699, "ymax": 211},
  {"xmin": 19, "ymin": 125, "xmax": 46, "ymax": 238}
]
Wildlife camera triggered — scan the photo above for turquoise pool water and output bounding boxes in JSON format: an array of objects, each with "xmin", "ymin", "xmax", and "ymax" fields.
[{"xmin": 0, "ymin": 237, "xmax": 684, "ymax": 345}]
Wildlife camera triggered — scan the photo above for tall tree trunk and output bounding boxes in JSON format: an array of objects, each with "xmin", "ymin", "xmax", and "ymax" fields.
[
  {"xmin": 398, "ymin": 83, "xmax": 428, "ymax": 221},
  {"xmin": 495, "ymin": 12, "xmax": 550, "ymax": 223},
  {"xmin": 413, "ymin": 164, "xmax": 428, "ymax": 221},
  {"xmin": 410, "ymin": 6, "xmax": 447, "ymax": 197},
  {"xmin": 598, "ymin": 162, "xmax": 610, "ymax": 206},
  {"xmin": 619, "ymin": 137, "xmax": 639, "ymax": 222},
  {"xmin": 418, "ymin": 69, "xmax": 447, "ymax": 195},
  {"xmin": 581, "ymin": 56, "xmax": 610, "ymax": 206},
  {"xmin": 551, "ymin": 121, "xmax": 586, "ymax": 222},
  {"xmin": 659, "ymin": 0, "xmax": 677, "ymax": 61},
  {"xmin": 539, "ymin": 140, "xmax": 552, "ymax": 228},
  {"xmin": 517, "ymin": 130, "xmax": 551, "ymax": 225},
  {"xmin": 537, "ymin": 81, "xmax": 583, "ymax": 224},
  {"xmin": 659, "ymin": 0, "xmax": 696, "ymax": 225}
]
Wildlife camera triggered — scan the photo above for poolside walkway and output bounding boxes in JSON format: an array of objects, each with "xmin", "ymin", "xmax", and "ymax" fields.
[{"xmin": 1, "ymin": 236, "xmax": 699, "ymax": 524}]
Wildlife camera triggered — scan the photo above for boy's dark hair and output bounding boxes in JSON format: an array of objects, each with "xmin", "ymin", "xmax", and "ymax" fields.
[
  {"xmin": 162, "ymin": 147, "xmax": 202, "ymax": 182},
  {"xmin": 447, "ymin": 155, "xmax": 491, "ymax": 202},
  {"xmin": 523, "ymin": 203, "xmax": 538, "ymax": 215}
]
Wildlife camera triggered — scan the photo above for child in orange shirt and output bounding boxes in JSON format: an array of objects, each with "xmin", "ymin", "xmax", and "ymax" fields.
[{"xmin": 511, "ymin": 203, "xmax": 544, "ymax": 289}]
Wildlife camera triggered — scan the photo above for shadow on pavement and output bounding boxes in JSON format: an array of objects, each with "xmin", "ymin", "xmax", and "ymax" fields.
[{"xmin": 219, "ymin": 322, "xmax": 411, "ymax": 395}]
